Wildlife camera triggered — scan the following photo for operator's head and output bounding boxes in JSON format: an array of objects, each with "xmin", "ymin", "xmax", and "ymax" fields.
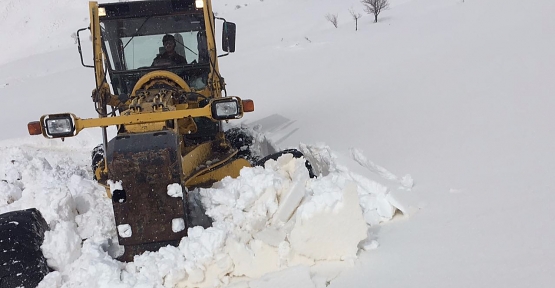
[{"xmin": 162, "ymin": 34, "xmax": 176, "ymax": 53}]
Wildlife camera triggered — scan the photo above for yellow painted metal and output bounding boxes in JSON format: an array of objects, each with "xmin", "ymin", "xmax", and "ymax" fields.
[
  {"xmin": 203, "ymin": 0, "xmax": 223, "ymax": 98},
  {"xmin": 90, "ymin": 1, "xmax": 104, "ymax": 89},
  {"xmin": 82, "ymin": 0, "xmax": 249, "ymax": 193},
  {"xmin": 186, "ymin": 158, "xmax": 251, "ymax": 188},
  {"xmin": 38, "ymin": 105, "xmax": 212, "ymax": 138},
  {"xmin": 181, "ymin": 138, "xmax": 249, "ymax": 187},
  {"xmin": 131, "ymin": 71, "xmax": 192, "ymax": 95},
  {"xmin": 125, "ymin": 121, "xmax": 167, "ymax": 133},
  {"xmin": 182, "ymin": 142, "xmax": 213, "ymax": 179},
  {"xmin": 94, "ymin": 163, "xmax": 104, "ymax": 181},
  {"xmin": 177, "ymin": 117, "xmax": 197, "ymax": 135}
]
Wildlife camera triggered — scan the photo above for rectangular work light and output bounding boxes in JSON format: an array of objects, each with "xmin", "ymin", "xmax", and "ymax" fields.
[
  {"xmin": 42, "ymin": 114, "xmax": 76, "ymax": 138},
  {"xmin": 211, "ymin": 98, "xmax": 241, "ymax": 120}
]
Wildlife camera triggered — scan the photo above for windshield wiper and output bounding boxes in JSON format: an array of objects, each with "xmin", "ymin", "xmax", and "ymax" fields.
[
  {"xmin": 174, "ymin": 39, "xmax": 197, "ymax": 56},
  {"xmin": 123, "ymin": 16, "xmax": 152, "ymax": 49}
]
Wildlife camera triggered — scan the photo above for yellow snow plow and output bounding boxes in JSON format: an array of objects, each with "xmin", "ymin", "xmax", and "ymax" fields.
[{"xmin": 24, "ymin": 0, "xmax": 315, "ymax": 262}]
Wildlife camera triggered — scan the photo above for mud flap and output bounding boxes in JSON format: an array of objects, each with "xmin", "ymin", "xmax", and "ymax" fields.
[
  {"xmin": 106, "ymin": 131, "xmax": 187, "ymax": 262},
  {"xmin": 0, "ymin": 209, "xmax": 49, "ymax": 288}
]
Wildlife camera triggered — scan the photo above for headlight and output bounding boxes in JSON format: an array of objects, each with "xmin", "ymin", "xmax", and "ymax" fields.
[
  {"xmin": 195, "ymin": 0, "xmax": 204, "ymax": 9},
  {"xmin": 43, "ymin": 114, "xmax": 76, "ymax": 138},
  {"xmin": 211, "ymin": 98, "xmax": 242, "ymax": 120},
  {"xmin": 98, "ymin": 7, "xmax": 106, "ymax": 17}
]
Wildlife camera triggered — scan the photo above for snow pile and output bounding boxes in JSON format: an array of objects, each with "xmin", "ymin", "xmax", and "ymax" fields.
[
  {"xmin": 0, "ymin": 138, "xmax": 408, "ymax": 287},
  {"xmin": 0, "ymin": 141, "xmax": 118, "ymax": 272}
]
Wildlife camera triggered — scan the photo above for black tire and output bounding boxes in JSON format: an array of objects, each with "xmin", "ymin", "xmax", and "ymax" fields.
[
  {"xmin": 0, "ymin": 209, "xmax": 49, "ymax": 288},
  {"xmin": 256, "ymin": 149, "xmax": 316, "ymax": 178},
  {"xmin": 91, "ymin": 144, "xmax": 104, "ymax": 181},
  {"xmin": 225, "ymin": 127, "xmax": 259, "ymax": 164}
]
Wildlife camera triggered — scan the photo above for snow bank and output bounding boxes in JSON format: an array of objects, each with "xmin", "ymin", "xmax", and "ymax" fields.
[{"xmin": 0, "ymin": 139, "xmax": 407, "ymax": 287}]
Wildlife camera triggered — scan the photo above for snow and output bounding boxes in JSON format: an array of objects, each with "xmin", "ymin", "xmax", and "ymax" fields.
[
  {"xmin": 172, "ymin": 218, "xmax": 186, "ymax": 233},
  {"xmin": 289, "ymin": 182, "xmax": 367, "ymax": 261},
  {"xmin": 167, "ymin": 183, "xmax": 184, "ymax": 198},
  {"xmin": 0, "ymin": 134, "xmax": 398, "ymax": 287},
  {"xmin": 1, "ymin": 0, "xmax": 555, "ymax": 287},
  {"xmin": 118, "ymin": 224, "xmax": 133, "ymax": 238}
]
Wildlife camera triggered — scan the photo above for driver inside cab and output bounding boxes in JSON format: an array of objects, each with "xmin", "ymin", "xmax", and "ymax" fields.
[{"xmin": 151, "ymin": 34, "xmax": 187, "ymax": 67}]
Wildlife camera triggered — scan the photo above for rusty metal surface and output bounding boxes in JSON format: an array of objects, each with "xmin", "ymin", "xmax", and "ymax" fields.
[{"xmin": 107, "ymin": 131, "xmax": 187, "ymax": 261}]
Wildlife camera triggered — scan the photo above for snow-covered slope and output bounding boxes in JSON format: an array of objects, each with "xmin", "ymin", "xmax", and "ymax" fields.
[{"xmin": 1, "ymin": 0, "xmax": 555, "ymax": 287}]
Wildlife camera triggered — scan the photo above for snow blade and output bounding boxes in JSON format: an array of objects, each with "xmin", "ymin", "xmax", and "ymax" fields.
[{"xmin": 0, "ymin": 208, "xmax": 50, "ymax": 288}]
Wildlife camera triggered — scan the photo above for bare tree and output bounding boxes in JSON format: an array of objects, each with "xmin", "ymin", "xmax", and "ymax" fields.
[
  {"xmin": 325, "ymin": 13, "xmax": 339, "ymax": 28},
  {"xmin": 349, "ymin": 8, "xmax": 363, "ymax": 31},
  {"xmin": 361, "ymin": 0, "xmax": 389, "ymax": 23}
]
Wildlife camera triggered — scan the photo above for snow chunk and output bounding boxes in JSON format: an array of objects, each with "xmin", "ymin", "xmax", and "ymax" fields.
[
  {"xmin": 289, "ymin": 182, "xmax": 367, "ymax": 261},
  {"xmin": 253, "ymin": 227, "xmax": 286, "ymax": 247},
  {"xmin": 117, "ymin": 224, "xmax": 132, "ymax": 238},
  {"xmin": 57, "ymin": 240, "xmax": 124, "ymax": 287},
  {"xmin": 167, "ymin": 183, "xmax": 184, "ymax": 198},
  {"xmin": 271, "ymin": 154, "xmax": 310, "ymax": 224},
  {"xmin": 172, "ymin": 218, "xmax": 185, "ymax": 233},
  {"xmin": 107, "ymin": 180, "xmax": 123, "ymax": 193},
  {"xmin": 0, "ymin": 181, "xmax": 22, "ymax": 205},
  {"xmin": 37, "ymin": 271, "xmax": 62, "ymax": 288},
  {"xmin": 401, "ymin": 174, "xmax": 414, "ymax": 189},
  {"xmin": 42, "ymin": 221, "xmax": 82, "ymax": 272},
  {"xmin": 226, "ymin": 238, "xmax": 280, "ymax": 279}
]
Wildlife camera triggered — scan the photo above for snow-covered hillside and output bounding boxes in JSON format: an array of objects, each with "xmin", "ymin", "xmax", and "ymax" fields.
[{"xmin": 1, "ymin": 0, "xmax": 555, "ymax": 287}]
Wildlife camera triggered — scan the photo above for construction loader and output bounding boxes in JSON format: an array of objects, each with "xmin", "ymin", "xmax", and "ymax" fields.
[{"xmin": 1, "ymin": 0, "xmax": 314, "ymax": 287}]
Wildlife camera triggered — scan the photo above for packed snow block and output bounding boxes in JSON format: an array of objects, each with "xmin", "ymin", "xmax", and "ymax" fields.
[
  {"xmin": 299, "ymin": 143, "xmax": 335, "ymax": 177},
  {"xmin": 289, "ymin": 182, "xmax": 367, "ymax": 260},
  {"xmin": 175, "ymin": 255, "xmax": 233, "ymax": 288},
  {"xmin": 41, "ymin": 221, "xmax": 82, "ymax": 271},
  {"xmin": 0, "ymin": 181, "xmax": 22, "ymax": 205},
  {"xmin": 253, "ymin": 227, "xmax": 286, "ymax": 247},
  {"xmin": 272, "ymin": 156, "xmax": 310, "ymax": 225},
  {"xmin": 0, "ymin": 208, "xmax": 50, "ymax": 288},
  {"xmin": 225, "ymin": 239, "xmax": 280, "ymax": 279}
]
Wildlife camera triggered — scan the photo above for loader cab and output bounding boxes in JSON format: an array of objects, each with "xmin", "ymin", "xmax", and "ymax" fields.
[
  {"xmin": 96, "ymin": 0, "xmax": 219, "ymax": 95},
  {"xmin": 101, "ymin": 17, "xmax": 209, "ymax": 94}
]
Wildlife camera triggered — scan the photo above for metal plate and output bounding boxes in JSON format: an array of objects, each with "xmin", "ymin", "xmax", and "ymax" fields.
[{"xmin": 107, "ymin": 131, "xmax": 186, "ymax": 261}]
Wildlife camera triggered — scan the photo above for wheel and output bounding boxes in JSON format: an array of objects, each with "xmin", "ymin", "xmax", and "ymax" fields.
[
  {"xmin": 0, "ymin": 208, "xmax": 49, "ymax": 288},
  {"xmin": 256, "ymin": 149, "xmax": 316, "ymax": 178},
  {"xmin": 225, "ymin": 127, "xmax": 259, "ymax": 164},
  {"xmin": 91, "ymin": 144, "xmax": 104, "ymax": 181}
]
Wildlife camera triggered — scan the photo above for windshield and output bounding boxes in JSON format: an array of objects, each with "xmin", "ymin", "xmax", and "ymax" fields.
[{"xmin": 100, "ymin": 13, "xmax": 210, "ymax": 94}]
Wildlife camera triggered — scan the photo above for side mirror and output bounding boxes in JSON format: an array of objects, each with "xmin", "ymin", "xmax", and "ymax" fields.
[
  {"xmin": 222, "ymin": 22, "xmax": 236, "ymax": 53},
  {"xmin": 77, "ymin": 27, "xmax": 94, "ymax": 68}
]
